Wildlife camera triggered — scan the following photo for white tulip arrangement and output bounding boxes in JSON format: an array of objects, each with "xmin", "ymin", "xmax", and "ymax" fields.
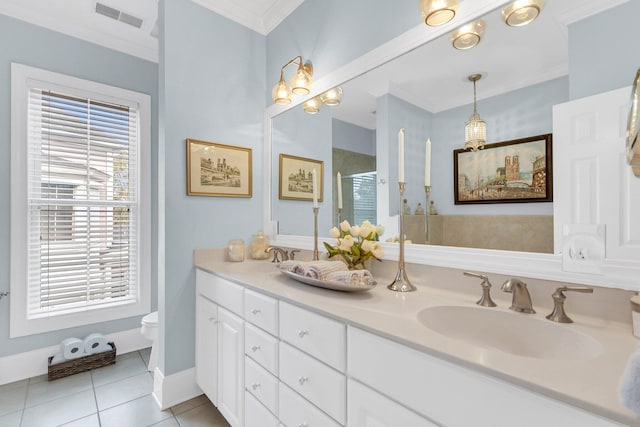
[{"xmin": 324, "ymin": 220, "xmax": 384, "ymax": 270}]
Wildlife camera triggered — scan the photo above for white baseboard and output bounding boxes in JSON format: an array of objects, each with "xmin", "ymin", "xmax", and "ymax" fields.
[
  {"xmin": 0, "ymin": 328, "xmax": 151, "ymax": 386},
  {"xmin": 153, "ymin": 366, "xmax": 203, "ymax": 410}
]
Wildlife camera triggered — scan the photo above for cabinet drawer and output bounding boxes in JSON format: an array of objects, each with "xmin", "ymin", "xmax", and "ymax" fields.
[
  {"xmin": 279, "ymin": 342, "xmax": 346, "ymax": 424},
  {"xmin": 245, "ymin": 392, "xmax": 279, "ymax": 427},
  {"xmin": 348, "ymin": 379, "xmax": 436, "ymax": 427},
  {"xmin": 244, "ymin": 289, "xmax": 278, "ymax": 335},
  {"xmin": 279, "ymin": 301, "xmax": 346, "ymax": 371},
  {"xmin": 245, "ymin": 323, "xmax": 278, "ymax": 375},
  {"xmin": 196, "ymin": 269, "xmax": 244, "ymax": 316},
  {"xmin": 245, "ymin": 357, "xmax": 278, "ymax": 415},
  {"xmin": 279, "ymin": 383, "xmax": 341, "ymax": 427}
]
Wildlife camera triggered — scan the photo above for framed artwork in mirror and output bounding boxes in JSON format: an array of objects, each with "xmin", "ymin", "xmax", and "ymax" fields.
[
  {"xmin": 453, "ymin": 134, "xmax": 553, "ymax": 204},
  {"xmin": 186, "ymin": 138, "xmax": 252, "ymax": 197},
  {"xmin": 279, "ymin": 154, "xmax": 324, "ymax": 201}
]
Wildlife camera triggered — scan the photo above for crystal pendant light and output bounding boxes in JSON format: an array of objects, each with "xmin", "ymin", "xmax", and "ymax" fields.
[
  {"xmin": 419, "ymin": 0, "xmax": 458, "ymax": 26},
  {"xmin": 303, "ymin": 96, "xmax": 322, "ymax": 114},
  {"xmin": 272, "ymin": 70, "xmax": 292, "ymax": 105},
  {"xmin": 290, "ymin": 62, "xmax": 313, "ymax": 95},
  {"xmin": 464, "ymin": 74, "xmax": 486, "ymax": 151},
  {"xmin": 502, "ymin": 0, "xmax": 545, "ymax": 27}
]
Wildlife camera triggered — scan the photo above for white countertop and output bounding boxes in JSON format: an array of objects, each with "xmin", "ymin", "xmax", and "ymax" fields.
[{"xmin": 194, "ymin": 250, "xmax": 640, "ymax": 426}]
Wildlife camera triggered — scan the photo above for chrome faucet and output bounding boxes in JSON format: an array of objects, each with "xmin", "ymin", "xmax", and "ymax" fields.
[
  {"xmin": 501, "ymin": 278, "xmax": 535, "ymax": 314},
  {"xmin": 266, "ymin": 246, "xmax": 299, "ymax": 263}
]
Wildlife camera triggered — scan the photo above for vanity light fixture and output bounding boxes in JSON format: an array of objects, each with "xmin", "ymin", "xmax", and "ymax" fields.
[
  {"xmin": 303, "ymin": 96, "xmax": 322, "ymax": 114},
  {"xmin": 464, "ymin": 74, "xmax": 487, "ymax": 151},
  {"xmin": 451, "ymin": 19, "xmax": 485, "ymax": 50},
  {"xmin": 272, "ymin": 56, "xmax": 313, "ymax": 105},
  {"xmin": 502, "ymin": 0, "xmax": 545, "ymax": 27},
  {"xmin": 420, "ymin": 0, "xmax": 458, "ymax": 26},
  {"xmin": 320, "ymin": 86, "xmax": 343, "ymax": 106}
]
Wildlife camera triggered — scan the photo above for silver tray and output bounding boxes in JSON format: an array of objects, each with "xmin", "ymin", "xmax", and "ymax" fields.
[{"xmin": 279, "ymin": 270, "xmax": 377, "ymax": 292}]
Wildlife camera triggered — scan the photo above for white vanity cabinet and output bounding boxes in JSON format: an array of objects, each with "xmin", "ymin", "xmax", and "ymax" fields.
[{"xmin": 195, "ymin": 269, "xmax": 245, "ymax": 427}]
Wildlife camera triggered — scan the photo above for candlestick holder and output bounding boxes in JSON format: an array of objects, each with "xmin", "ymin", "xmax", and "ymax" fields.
[
  {"xmin": 388, "ymin": 182, "xmax": 416, "ymax": 292},
  {"xmin": 337, "ymin": 207, "xmax": 343, "ymax": 225},
  {"xmin": 424, "ymin": 185, "xmax": 431, "ymax": 244},
  {"xmin": 313, "ymin": 207, "xmax": 320, "ymax": 261}
]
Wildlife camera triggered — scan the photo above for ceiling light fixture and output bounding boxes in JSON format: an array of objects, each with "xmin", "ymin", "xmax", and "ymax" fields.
[
  {"xmin": 464, "ymin": 74, "xmax": 486, "ymax": 151},
  {"xmin": 502, "ymin": 0, "xmax": 545, "ymax": 27},
  {"xmin": 272, "ymin": 56, "xmax": 313, "ymax": 105},
  {"xmin": 451, "ymin": 19, "xmax": 485, "ymax": 50},
  {"xmin": 419, "ymin": 0, "xmax": 459, "ymax": 26}
]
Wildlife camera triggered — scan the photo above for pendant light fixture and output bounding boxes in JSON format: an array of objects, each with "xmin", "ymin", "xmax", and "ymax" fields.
[
  {"xmin": 464, "ymin": 74, "xmax": 486, "ymax": 151},
  {"xmin": 271, "ymin": 56, "xmax": 313, "ymax": 105},
  {"xmin": 419, "ymin": 0, "xmax": 458, "ymax": 26},
  {"xmin": 502, "ymin": 0, "xmax": 545, "ymax": 27},
  {"xmin": 451, "ymin": 19, "xmax": 485, "ymax": 50}
]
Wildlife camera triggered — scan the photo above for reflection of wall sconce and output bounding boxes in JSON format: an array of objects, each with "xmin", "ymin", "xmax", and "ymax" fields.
[
  {"xmin": 451, "ymin": 19, "xmax": 485, "ymax": 50},
  {"xmin": 272, "ymin": 56, "xmax": 313, "ymax": 105},
  {"xmin": 302, "ymin": 87, "xmax": 343, "ymax": 114},
  {"xmin": 420, "ymin": 0, "xmax": 458, "ymax": 26},
  {"xmin": 502, "ymin": 0, "xmax": 545, "ymax": 27}
]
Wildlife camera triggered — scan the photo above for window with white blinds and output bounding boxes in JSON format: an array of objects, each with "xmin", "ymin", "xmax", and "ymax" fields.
[
  {"xmin": 351, "ymin": 172, "xmax": 377, "ymax": 225},
  {"xmin": 28, "ymin": 90, "xmax": 139, "ymax": 316},
  {"xmin": 11, "ymin": 63, "xmax": 150, "ymax": 336}
]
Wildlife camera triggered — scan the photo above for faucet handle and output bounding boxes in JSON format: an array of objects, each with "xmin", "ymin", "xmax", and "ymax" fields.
[
  {"xmin": 463, "ymin": 272, "xmax": 497, "ymax": 307},
  {"xmin": 546, "ymin": 286, "xmax": 593, "ymax": 323},
  {"xmin": 289, "ymin": 249, "xmax": 300, "ymax": 260}
]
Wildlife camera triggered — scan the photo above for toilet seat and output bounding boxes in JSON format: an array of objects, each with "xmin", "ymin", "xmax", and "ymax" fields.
[
  {"xmin": 140, "ymin": 311, "xmax": 158, "ymax": 372},
  {"xmin": 142, "ymin": 311, "xmax": 158, "ymax": 326}
]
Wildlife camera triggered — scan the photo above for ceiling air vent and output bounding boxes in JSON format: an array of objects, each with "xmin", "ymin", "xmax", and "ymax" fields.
[{"xmin": 95, "ymin": 2, "xmax": 144, "ymax": 29}]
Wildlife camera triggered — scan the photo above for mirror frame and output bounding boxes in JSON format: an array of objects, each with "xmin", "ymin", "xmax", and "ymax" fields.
[{"xmin": 263, "ymin": 0, "xmax": 639, "ymax": 290}]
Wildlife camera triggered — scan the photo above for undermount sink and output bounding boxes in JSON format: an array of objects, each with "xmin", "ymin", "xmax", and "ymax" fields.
[{"xmin": 416, "ymin": 305, "xmax": 602, "ymax": 360}]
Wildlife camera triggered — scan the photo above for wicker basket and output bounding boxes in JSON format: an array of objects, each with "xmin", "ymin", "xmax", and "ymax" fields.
[{"xmin": 47, "ymin": 342, "xmax": 116, "ymax": 381}]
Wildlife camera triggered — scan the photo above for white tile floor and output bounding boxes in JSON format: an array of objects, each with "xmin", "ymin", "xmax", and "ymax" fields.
[{"xmin": 0, "ymin": 348, "xmax": 230, "ymax": 427}]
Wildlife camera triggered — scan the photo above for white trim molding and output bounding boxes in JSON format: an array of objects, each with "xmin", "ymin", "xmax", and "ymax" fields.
[
  {"xmin": 153, "ymin": 367, "xmax": 203, "ymax": 410},
  {"xmin": 0, "ymin": 328, "xmax": 150, "ymax": 386}
]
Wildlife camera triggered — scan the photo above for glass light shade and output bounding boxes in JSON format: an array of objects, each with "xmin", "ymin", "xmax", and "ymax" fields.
[
  {"xmin": 303, "ymin": 96, "xmax": 322, "ymax": 114},
  {"xmin": 320, "ymin": 87, "xmax": 343, "ymax": 106},
  {"xmin": 272, "ymin": 78, "xmax": 292, "ymax": 105},
  {"xmin": 290, "ymin": 66, "xmax": 312, "ymax": 95},
  {"xmin": 451, "ymin": 19, "xmax": 485, "ymax": 50},
  {"xmin": 465, "ymin": 113, "xmax": 486, "ymax": 151},
  {"xmin": 420, "ymin": 0, "xmax": 458, "ymax": 26},
  {"xmin": 502, "ymin": 0, "xmax": 545, "ymax": 27}
]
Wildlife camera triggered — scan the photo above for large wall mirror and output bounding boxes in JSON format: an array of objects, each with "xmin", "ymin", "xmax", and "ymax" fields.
[{"xmin": 264, "ymin": 0, "xmax": 635, "ymax": 289}]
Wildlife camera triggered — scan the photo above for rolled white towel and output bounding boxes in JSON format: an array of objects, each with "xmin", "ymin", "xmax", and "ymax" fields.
[
  {"xmin": 326, "ymin": 270, "xmax": 374, "ymax": 287},
  {"xmin": 303, "ymin": 260, "xmax": 348, "ymax": 280},
  {"xmin": 620, "ymin": 345, "xmax": 640, "ymax": 415},
  {"xmin": 278, "ymin": 260, "xmax": 301, "ymax": 273}
]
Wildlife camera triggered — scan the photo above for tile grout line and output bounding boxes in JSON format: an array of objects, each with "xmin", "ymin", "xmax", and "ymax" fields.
[{"xmin": 90, "ymin": 369, "xmax": 102, "ymax": 427}]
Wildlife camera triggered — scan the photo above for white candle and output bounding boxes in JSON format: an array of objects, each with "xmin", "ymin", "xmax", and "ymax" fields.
[
  {"xmin": 398, "ymin": 128, "xmax": 405, "ymax": 182},
  {"xmin": 337, "ymin": 172, "xmax": 343, "ymax": 209},
  {"xmin": 312, "ymin": 169, "xmax": 318, "ymax": 208},
  {"xmin": 425, "ymin": 138, "xmax": 432, "ymax": 186}
]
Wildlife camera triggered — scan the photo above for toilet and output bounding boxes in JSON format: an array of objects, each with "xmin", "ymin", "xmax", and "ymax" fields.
[{"xmin": 140, "ymin": 311, "xmax": 158, "ymax": 372}]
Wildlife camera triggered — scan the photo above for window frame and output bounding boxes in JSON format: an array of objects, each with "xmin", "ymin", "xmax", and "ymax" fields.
[{"xmin": 10, "ymin": 63, "xmax": 151, "ymax": 337}]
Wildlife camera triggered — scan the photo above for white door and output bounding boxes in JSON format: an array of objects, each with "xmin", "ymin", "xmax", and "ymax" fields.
[
  {"xmin": 218, "ymin": 307, "xmax": 245, "ymax": 427},
  {"xmin": 195, "ymin": 294, "xmax": 218, "ymax": 404}
]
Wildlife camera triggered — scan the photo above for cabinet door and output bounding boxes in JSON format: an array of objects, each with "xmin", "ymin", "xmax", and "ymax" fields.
[
  {"xmin": 348, "ymin": 379, "xmax": 435, "ymax": 427},
  {"xmin": 218, "ymin": 307, "xmax": 245, "ymax": 427},
  {"xmin": 196, "ymin": 294, "xmax": 218, "ymax": 404}
]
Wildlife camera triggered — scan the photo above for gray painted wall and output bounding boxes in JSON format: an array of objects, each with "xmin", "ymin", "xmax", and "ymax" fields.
[
  {"xmin": 0, "ymin": 14, "xmax": 159, "ymax": 358},
  {"xmin": 159, "ymin": 0, "xmax": 266, "ymax": 375},
  {"xmin": 568, "ymin": 1, "xmax": 640, "ymax": 100},
  {"xmin": 332, "ymin": 119, "xmax": 375, "ymax": 156}
]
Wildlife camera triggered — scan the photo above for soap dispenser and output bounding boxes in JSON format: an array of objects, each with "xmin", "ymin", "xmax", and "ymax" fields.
[{"xmin": 250, "ymin": 231, "xmax": 270, "ymax": 260}]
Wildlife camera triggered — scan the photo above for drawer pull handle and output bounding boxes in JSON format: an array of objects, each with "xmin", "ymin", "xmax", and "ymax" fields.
[
  {"xmin": 298, "ymin": 376, "xmax": 309, "ymax": 385},
  {"xmin": 251, "ymin": 383, "xmax": 261, "ymax": 390},
  {"xmin": 251, "ymin": 345, "xmax": 261, "ymax": 352},
  {"xmin": 251, "ymin": 308, "xmax": 261, "ymax": 315},
  {"xmin": 298, "ymin": 330, "xmax": 309, "ymax": 338}
]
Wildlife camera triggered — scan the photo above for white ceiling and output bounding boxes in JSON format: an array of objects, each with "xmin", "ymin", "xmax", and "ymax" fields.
[{"xmin": 0, "ymin": 0, "xmax": 626, "ymax": 126}]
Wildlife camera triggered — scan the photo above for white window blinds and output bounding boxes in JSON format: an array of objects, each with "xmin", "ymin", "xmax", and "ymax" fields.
[
  {"xmin": 351, "ymin": 172, "xmax": 377, "ymax": 225},
  {"xmin": 27, "ymin": 89, "xmax": 140, "ymax": 317}
]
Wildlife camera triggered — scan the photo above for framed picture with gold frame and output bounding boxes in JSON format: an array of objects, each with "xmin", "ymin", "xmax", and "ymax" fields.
[
  {"xmin": 278, "ymin": 154, "xmax": 324, "ymax": 201},
  {"xmin": 187, "ymin": 138, "xmax": 252, "ymax": 197}
]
